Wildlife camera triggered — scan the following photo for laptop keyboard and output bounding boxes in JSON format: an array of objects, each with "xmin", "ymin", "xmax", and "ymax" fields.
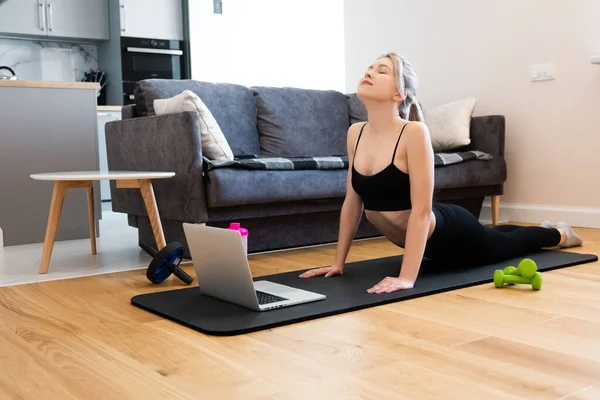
[{"xmin": 256, "ymin": 290, "xmax": 288, "ymax": 305}]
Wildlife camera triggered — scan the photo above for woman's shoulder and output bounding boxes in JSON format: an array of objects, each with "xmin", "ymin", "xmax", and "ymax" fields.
[
  {"xmin": 347, "ymin": 121, "xmax": 367, "ymax": 139},
  {"xmin": 349, "ymin": 121, "xmax": 367, "ymax": 131},
  {"xmin": 346, "ymin": 122, "xmax": 367, "ymax": 155},
  {"xmin": 401, "ymin": 120, "xmax": 430, "ymax": 140},
  {"xmin": 400, "ymin": 119, "xmax": 427, "ymax": 130}
]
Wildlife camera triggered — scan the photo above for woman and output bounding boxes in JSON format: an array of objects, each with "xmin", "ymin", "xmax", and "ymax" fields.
[{"xmin": 299, "ymin": 52, "xmax": 582, "ymax": 294}]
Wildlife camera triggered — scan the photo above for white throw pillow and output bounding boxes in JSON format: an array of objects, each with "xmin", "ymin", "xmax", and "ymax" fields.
[
  {"xmin": 154, "ymin": 90, "xmax": 234, "ymax": 161},
  {"xmin": 423, "ymin": 97, "xmax": 477, "ymax": 152}
]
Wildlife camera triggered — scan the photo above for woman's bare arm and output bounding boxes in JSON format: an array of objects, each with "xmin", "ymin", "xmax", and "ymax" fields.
[
  {"xmin": 399, "ymin": 122, "xmax": 435, "ymax": 283},
  {"xmin": 333, "ymin": 123, "xmax": 365, "ymax": 268},
  {"xmin": 299, "ymin": 123, "xmax": 364, "ymax": 278}
]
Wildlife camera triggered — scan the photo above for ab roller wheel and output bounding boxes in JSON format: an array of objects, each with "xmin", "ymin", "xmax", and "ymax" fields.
[{"xmin": 142, "ymin": 241, "xmax": 194, "ymax": 285}]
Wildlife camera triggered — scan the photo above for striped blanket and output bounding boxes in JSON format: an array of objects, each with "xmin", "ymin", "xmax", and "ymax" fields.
[{"xmin": 203, "ymin": 150, "xmax": 492, "ymax": 172}]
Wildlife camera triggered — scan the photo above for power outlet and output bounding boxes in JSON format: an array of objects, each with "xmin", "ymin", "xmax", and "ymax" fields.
[
  {"xmin": 531, "ymin": 63, "xmax": 555, "ymax": 82},
  {"xmin": 213, "ymin": 0, "xmax": 222, "ymax": 14}
]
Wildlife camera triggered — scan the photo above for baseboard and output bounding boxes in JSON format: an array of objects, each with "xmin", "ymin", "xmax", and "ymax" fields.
[{"xmin": 480, "ymin": 200, "xmax": 600, "ymax": 229}]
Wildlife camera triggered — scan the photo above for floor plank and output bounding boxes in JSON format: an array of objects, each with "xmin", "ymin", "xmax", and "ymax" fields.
[
  {"xmin": 560, "ymin": 386, "xmax": 600, "ymax": 400},
  {"xmin": 0, "ymin": 225, "xmax": 598, "ymax": 399},
  {"xmin": 457, "ymin": 337, "xmax": 600, "ymax": 387},
  {"xmin": 296, "ymin": 315, "xmax": 587, "ymax": 399}
]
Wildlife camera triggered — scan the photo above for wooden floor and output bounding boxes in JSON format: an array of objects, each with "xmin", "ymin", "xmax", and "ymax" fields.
[{"xmin": 1, "ymin": 225, "xmax": 599, "ymax": 400}]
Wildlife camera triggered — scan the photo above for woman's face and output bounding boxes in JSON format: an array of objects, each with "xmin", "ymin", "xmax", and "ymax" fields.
[{"xmin": 357, "ymin": 57, "xmax": 402, "ymax": 103}]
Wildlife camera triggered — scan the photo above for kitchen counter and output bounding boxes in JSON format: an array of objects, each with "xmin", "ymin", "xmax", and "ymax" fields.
[
  {"xmin": 0, "ymin": 79, "xmax": 100, "ymax": 90},
  {"xmin": 0, "ymin": 80, "xmax": 101, "ymax": 246},
  {"xmin": 98, "ymin": 105, "xmax": 123, "ymax": 112}
]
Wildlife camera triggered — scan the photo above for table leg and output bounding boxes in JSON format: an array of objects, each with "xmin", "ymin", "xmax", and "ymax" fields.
[
  {"xmin": 491, "ymin": 195, "xmax": 500, "ymax": 226},
  {"xmin": 40, "ymin": 181, "xmax": 68, "ymax": 274},
  {"xmin": 138, "ymin": 179, "xmax": 167, "ymax": 250},
  {"xmin": 86, "ymin": 186, "xmax": 97, "ymax": 255}
]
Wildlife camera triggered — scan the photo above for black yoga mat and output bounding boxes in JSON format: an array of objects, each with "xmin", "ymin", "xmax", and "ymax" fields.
[{"xmin": 131, "ymin": 250, "xmax": 597, "ymax": 336}]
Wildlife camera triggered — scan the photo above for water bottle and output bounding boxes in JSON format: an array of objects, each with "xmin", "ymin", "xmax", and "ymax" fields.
[{"xmin": 228, "ymin": 222, "xmax": 248, "ymax": 255}]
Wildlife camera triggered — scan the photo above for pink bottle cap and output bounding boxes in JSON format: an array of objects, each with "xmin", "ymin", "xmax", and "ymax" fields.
[{"xmin": 229, "ymin": 222, "xmax": 248, "ymax": 236}]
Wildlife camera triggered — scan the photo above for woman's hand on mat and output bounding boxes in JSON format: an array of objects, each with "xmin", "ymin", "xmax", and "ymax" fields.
[
  {"xmin": 299, "ymin": 265, "xmax": 344, "ymax": 278},
  {"xmin": 367, "ymin": 277, "xmax": 414, "ymax": 294}
]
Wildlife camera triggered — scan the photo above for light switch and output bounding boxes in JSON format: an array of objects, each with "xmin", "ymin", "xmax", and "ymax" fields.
[
  {"xmin": 531, "ymin": 63, "xmax": 555, "ymax": 82},
  {"xmin": 214, "ymin": 0, "xmax": 222, "ymax": 14}
]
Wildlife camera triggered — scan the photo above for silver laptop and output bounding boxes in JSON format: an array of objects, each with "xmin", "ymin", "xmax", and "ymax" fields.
[{"xmin": 182, "ymin": 223, "xmax": 326, "ymax": 311}]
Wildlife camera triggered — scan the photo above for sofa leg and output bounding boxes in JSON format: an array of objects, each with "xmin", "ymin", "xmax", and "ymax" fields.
[{"xmin": 491, "ymin": 195, "xmax": 500, "ymax": 226}]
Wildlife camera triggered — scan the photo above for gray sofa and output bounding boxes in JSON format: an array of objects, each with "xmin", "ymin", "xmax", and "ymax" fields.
[{"xmin": 105, "ymin": 79, "xmax": 507, "ymax": 257}]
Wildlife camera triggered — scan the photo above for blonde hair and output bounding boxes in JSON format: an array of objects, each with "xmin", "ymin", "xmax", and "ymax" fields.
[{"xmin": 379, "ymin": 52, "xmax": 424, "ymax": 122}]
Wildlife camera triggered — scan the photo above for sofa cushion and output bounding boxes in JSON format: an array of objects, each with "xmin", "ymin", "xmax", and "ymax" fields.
[
  {"xmin": 424, "ymin": 97, "xmax": 477, "ymax": 152},
  {"xmin": 251, "ymin": 86, "xmax": 349, "ymax": 157},
  {"xmin": 153, "ymin": 90, "xmax": 234, "ymax": 161},
  {"xmin": 434, "ymin": 157, "xmax": 507, "ymax": 190},
  {"xmin": 205, "ymin": 155, "xmax": 505, "ymax": 208},
  {"xmin": 346, "ymin": 93, "xmax": 368, "ymax": 125},
  {"xmin": 134, "ymin": 79, "xmax": 260, "ymax": 156},
  {"xmin": 205, "ymin": 168, "xmax": 347, "ymax": 207}
]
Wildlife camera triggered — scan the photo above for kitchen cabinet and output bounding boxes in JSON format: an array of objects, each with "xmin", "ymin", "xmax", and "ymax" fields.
[
  {"xmin": 0, "ymin": 1, "xmax": 47, "ymax": 37},
  {"xmin": 97, "ymin": 110, "xmax": 121, "ymax": 201},
  {"xmin": 44, "ymin": 0, "xmax": 109, "ymax": 40},
  {"xmin": 119, "ymin": 0, "xmax": 183, "ymax": 41},
  {"xmin": 0, "ymin": 0, "xmax": 109, "ymax": 41}
]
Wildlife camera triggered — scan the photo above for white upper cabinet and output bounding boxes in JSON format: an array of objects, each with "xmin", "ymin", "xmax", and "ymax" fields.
[
  {"xmin": 0, "ymin": 0, "xmax": 48, "ymax": 37},
  {"xmin": 119, "ymin": 0, "xmax": 183, "ymax": 41},
  {"xmin": 0, "ymin": 0, "xmax": 109, "ymax": 41},
  {"xmin": 45, "ymin": 0, "xmax": 109, "ymax": 40}
]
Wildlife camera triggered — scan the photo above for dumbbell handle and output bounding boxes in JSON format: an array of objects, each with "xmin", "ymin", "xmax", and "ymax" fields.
[{"xmin": 502, "ymin": 274, "xmax": 533, "ymax": 285}]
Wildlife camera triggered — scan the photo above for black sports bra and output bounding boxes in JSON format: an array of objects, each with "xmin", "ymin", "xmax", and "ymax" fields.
[{"xmin": 351, "ymin": 122, "xmax": 412, "ymax": 211}]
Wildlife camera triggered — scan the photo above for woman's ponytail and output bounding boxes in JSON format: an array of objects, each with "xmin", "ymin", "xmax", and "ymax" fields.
[{"xmin": 408, "ymin": 98, "xmax": 424, "ymax": 122}]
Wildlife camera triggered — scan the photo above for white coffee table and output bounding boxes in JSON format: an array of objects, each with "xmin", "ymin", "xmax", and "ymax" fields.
[{"xmin": 30, "ymin": 171, "xmax": 175, "ymax": 274}]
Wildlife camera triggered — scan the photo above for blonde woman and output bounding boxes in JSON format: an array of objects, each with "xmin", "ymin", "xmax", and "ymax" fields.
[{"xmin": 300, "ymin": 52, "xmax": 582, "ymax": 294}]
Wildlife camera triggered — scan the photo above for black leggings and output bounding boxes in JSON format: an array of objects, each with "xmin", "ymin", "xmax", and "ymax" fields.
[{"xmin": 424, "ymin": 202, "xmax": 562, "ymax": 266}]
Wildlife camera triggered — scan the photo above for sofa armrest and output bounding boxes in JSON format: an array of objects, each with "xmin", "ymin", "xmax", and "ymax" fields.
[
  {"xmin": 465, "ymin": 115, "xmax": 505, "ymax": 157},
  {"xmin": 105, "ymin": 111, "xmax": 208, "ymax": 222},
  {"xmin": 120, "ymin": 104, "xmax": 138, "ymax": 120}
]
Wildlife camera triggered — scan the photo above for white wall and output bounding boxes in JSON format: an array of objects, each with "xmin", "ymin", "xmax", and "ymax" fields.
[
  {"xmin": 188, "ymin": 0, "xmax": 345, "ymax": 92},
  {"xmin": 345, "ymin": 0, "xmax": 600, "ymax": 226}
]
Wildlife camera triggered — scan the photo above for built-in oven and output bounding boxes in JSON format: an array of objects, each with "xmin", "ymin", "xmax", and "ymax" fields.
[{"xmin": 121, "ymin": 36, "xmax": 187, "ymax": 105}]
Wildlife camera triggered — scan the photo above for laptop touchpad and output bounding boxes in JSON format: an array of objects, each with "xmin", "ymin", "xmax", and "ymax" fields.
[{"xmin": 265, "ymin": 284, "xmax": 297, "ymax": 295}]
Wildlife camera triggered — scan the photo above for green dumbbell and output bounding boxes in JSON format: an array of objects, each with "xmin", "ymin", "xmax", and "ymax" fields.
[
  {"xmin": 494, "ymin": 269, "xmax": 542, "ymax": 290},
  {"xmin": 502, "ymin": 266, "xmax": 518, "ymax": 284},
  {"xmin": 503, "ymin": 258, "xmax": 538, "ymax": 278},
  {"xmin": 503, "ymin": 266, "xmax": 518, "ymax": 275}
]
